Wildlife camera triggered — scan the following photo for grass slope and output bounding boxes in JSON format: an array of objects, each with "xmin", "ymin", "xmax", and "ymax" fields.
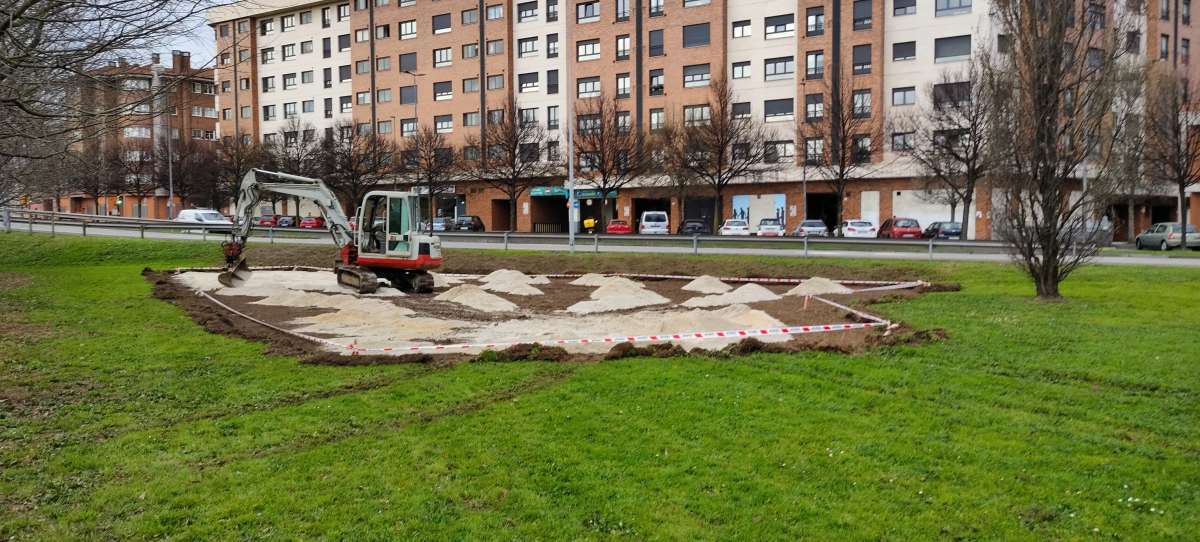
[{"xmin": 1, "ymin": 234, "xmax": 1197, "ymax": 540}]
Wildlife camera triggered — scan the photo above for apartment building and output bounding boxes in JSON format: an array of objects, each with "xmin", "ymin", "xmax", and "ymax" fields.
[
  {"xmin": 59, "ymin": 51, "xmax": 216, "ymax": 219},
  {"xmin": 209, "ymin": 0, "xmax": 1200, "ymax": 238}
]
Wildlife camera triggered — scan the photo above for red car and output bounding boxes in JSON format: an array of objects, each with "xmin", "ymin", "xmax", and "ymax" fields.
[
  {"xmin": 605, "ymin": 219, "xmax": 632, "ymax": 234},
  {"xmin": 255, "ymin": 215, "xmax": 280, "ymax": 227},
  {"xmin": 299, "ymin": 216, "xmax": 326, "ymax": 229},
  {"xmin": 878, "ymin": 217, "xmax": 923, "ymax": 239}
]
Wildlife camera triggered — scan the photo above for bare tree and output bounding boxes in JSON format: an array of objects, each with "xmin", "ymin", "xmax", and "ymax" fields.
[
  {"xmin": 0, "ymin": 1, "xmax": 229, "ymax": 158},
  {"xmin": 264, "ymin": 119, "xmax": 323, "ymax": 215},
  {"xmin": 802, "ymin": 74, "xmax": 887, "ymax": 226},
  {"xmin": 572, "ymin": 93, "xmax": 654, "ymax": 230},
  {"xmin": 159, "ymin": 136, "xmax": 220, "ymax": 210},
  {"xmin": 115, "ymin": 139, "xmax": 157, "ymax": 217},
  {"xmin": 214, "ymin": 133, "xmax": 270, "ymax": 211},
  {"xmin": 461, "ymin": 95, "xmax": 561, "ymax": 230},
  {"xmin": 895, "ymin": 58, "xmax": 1003, "ymax": 238},
  {"xmin": 659, "ymin": 78, "xmax": 783, "ymax": 231},
  {"xmin": 322, "ymin": 121, "xmax": 402, "ymax": 216},
  {"xmin": 986, "ymin": 0, "xmax": 1144, "ymax": 299},
  {"xmin": 399, "ymin": 125, "xmax": 457, "ymax": 233},
  {"xmin": 1141, "ymin": 68, "xmax": 1200, "ymax": 249}
]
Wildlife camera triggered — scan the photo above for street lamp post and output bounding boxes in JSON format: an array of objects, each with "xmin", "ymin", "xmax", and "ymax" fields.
[{"xmin": 402, "ymin": 69, "xmax": 430, "ymax": 232}]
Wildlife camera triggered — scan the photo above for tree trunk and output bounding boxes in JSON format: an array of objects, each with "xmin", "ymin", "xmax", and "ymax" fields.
[
  {"xmin": 598, "ymin": 196, "xmax": 608, "ymax": 233},
  {"xmin": 711, "ymin": 187, "xmax": 724, "ymax": 232},
  {"xmin": 835, "ymin": 186, "xmax": 845, "ymax": 229},
  {"xmin": 1181, "ymin": 185, "xmax": 1189, "ymax": 248},
  {"xmin": 1126, "ymin": 196, "xmax": 1136, "ymax": 242},
  {"xmin": 1034, "ymin": 271, "xmax": 1061, "ymax": 299},
  {"xmin": 508, "ymin": 193, "xmax": 518, "ymax": 232},
  {"xmin": 960, "ymin": 193, "xmax": 973, "ymax": 241}
]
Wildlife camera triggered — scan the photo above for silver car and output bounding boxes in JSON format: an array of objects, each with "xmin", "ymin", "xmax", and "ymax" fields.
[
  {"xmin": 1135, "ymin": 222, "xmax": 1200, "ymax": 250},
  {"xmin": 792, "ymin": 219, "xmax": 830, "ymax": 237}
]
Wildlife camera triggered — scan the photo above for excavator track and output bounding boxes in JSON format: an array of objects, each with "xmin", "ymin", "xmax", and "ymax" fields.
[
  {"xmin": 377, "ymin": 270, "xmax": 434, "ymax": 293},
  {"xmin": 335, "ymin": 265, "xmax": 380, "ymax": 294}
]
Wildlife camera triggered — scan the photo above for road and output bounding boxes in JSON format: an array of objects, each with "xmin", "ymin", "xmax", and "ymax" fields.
[{"xmin": 9, "ymin": 220, "xmax": 1200, "ymax": 268}]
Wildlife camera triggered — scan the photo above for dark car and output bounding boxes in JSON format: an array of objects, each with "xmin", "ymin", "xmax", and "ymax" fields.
[
  {"xmin": 922, "ymin": 221, "xmax": 963, "ymax": 240},
  {"xmin": 878, "ymin": 217, "xmax": 922, "ymax": 239},
  {"xmin": 677, "ymin": 218, "xmax": 712, "ymax": 235},
  {"xmin": 276, "ymin": 215, "xmax": 297, "ymax": 228},
  {"xmin": 454, "ymin": 215, "xmax": 485, "ymax": 232}
]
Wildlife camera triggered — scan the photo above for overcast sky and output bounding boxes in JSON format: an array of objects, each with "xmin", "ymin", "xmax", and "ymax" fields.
[{"xmin": 162, "ymin": 12, "xmax": 217, "ymax": 68}]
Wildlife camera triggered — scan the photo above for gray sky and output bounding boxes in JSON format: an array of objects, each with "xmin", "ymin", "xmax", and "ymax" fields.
[{"xmin": 162, "ymin": 12, "xmax": 217, "ymax": 68}]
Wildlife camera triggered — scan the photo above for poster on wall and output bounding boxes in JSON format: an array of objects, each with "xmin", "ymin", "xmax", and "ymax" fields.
[{"xmin": 731, "ymin": 194, "xmax": 787, "ymax": 231}]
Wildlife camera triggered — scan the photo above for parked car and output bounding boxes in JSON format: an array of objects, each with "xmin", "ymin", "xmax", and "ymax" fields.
[
  {"xmin": 605, "ymin": 219, "xmax": 632, "ymax": 234},
  {"xmin": 298, "ymin": 216, "xmax": 326, "ymax": 229},
  {"xmin": 677, "ymin": 218, "xmax": 712, "ymax": 235},
  {"xmin": 719, "ymin": 219, "xmax": 751, "ymax": 235},
  {"xmin": 255, "ymin": 215, "xmax": 280, "ymax": 227},
  {"xmin": 922, "ymin": 221, "xmax": 963, "ymax": 240},
  {"xmin": 174, "ymin": 209, "xmax": 233, "ymax": 232},
  {"xmin": 756, "ymin": 218, "xmax": 785, "ymax": 237},
  {"xmin": 639, "ymin": 211, "xmax": 670, "ymax": 234},
  {"xmin": 454, "ymin": 215, "xmax": 485, "ymax": 232},
  {"xmin": 1135, "ymin": 222, "xmax": 1200, "ymax": 250},
  {"xmin": 835, "ymin": 220, "xmax": 877, "ymax": 238},
  {"xmin": 878, "ymin": 217, "xmax": 923, "ymax": 239},
  {"xmin": 420, "ymin": 217, "xmax": 454, "ymax": 232},
  {"xmin": 275, "ymin": 216, "xmax": 297, "ymax": 228},
  {"xmin": 791, "ymin": 219, "xmax": 830, "ymax": 237}
]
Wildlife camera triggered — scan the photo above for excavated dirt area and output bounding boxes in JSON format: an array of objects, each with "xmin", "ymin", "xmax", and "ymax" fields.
[{"xmin": 152, "ymin": 266, "xmax": 937, "ymax": 363}]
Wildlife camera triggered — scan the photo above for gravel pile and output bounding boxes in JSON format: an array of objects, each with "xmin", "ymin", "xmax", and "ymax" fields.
[
  {"xmin": 785, "ymin": 277, "xmax": 854, "ymax": 296},
  {"xmin": 434, "ymin": 284, "xmax": 520, "ymax": 312},
  {"xmin": 681, "ymin": 275, "xmax": 733, "ymax": 294},
  {"xmin": 682, "ymin": 283, "xmax": 782, "ymax": 307}
]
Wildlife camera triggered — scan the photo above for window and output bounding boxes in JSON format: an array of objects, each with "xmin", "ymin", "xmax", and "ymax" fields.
[
  {"xmin": 399, "ymin": 52, "xmax": 416, "ymax": 71},
  {"xmin": 650, "ymin": 69, "xmax": 664, "ymax": 95},
  {"xmin": 616, "ymin": 0, "xmax": 631, "ymax": 20},
  {"xmin": 852, "ymin": 90, "xmax": 872, "ymax": 118},
  {"xmin": 892, "ymin": 132, "xmax": 914, "ymax": 151},
  {"xmin": 260, "ymin": 19, "xmax": 274, "ymax": 35},
  {"xmin": 434, "ymin": 81, "xmax": 452, "ymax": 100},
  {"xmin": 805, "ymin": 94, "xmax": 823, "ymax": 121},
  {"xmin": 519, "ymin": 1, "xmax": 538, "ymax": 21},
  {"xmin": 892, "ymin": 86, "xmax": 916, "ymax": 106},
  {"xmin": 261, "ymin": 47, "xmax": 275, "ymax": 64},
  {"xmin": 577, "ymin": 114, "xmax": 600, "ymax": 134},
  {"xmin": 338, "ymin": 65, "xmax": 351, "ymax": 82},
  {"xmin": 576, "ymin": 1, "xmax": 599, "ymax": 22},
  {"xmin": 262, "ymin": 76, "xmax": 276, "ymax": 92},
  {"xmin": 463, "ymin": 77, "xmax": 479, "ymax": 93},
  {"xmin": 356, "ymin": 60, "xmax": 370, "ymax": 74},
  {"xmin": 241, "ymin": 106, "xmax": 251, "ymax": 118},
  {"xmin": 487, "ymin": 40, "xmax": 504, "ymax": 55},
  {"xmin": 376, "ymin": 57, "xmax": 390, "ymax": 72},
  {"xmin": 301, "ymin": 41, "xmax": 313, "ymax": 54},
  {"xmin": 519, "ymin": 72, "xmax": 539, "ymax": 92},
  {"xmin": 852, "ymin": 136, "xmax": 872, "ymax": 163},
  {"xmin": 401, "ymin": 118, "xmax": 417, "ymax": 136},
  {"xmin": 732, "ymin": 102, "xmax": 751, "ymax": 119},
  {"xmin": 934, "ymin": 35, "xmax": 972, "ymax": 62},
  {"xmin": 1186, "ymin": 0, "xmax": 1193, "ymax": 24},
  {"xmin": 1126, "ymin": 31, "xmax": 1141, "ymax": 54},
  {"xmin": 400, "ymin": 85, "xmax": 417, "ymax": 104},
  {"xmin": 355, "ymin": 28, "xmax": 369, "ymax": 42},
  {"xmin": 486, "ymin": 4, "xmax": 503, "ymax": 19},
  {"xmin": 764, "ymin": 56, "xmax": 794, "ymax": 80},
  {"xmin": 852, "ymin": 44, "xmax": 872, "ymax": 74},
  {"xmin": 238, "ymin": 19, "xmax": 249, "ymax": 33},
  {"xmin": 853, "ymin": 0, "xmax": 871, "ymax": 29},
  {"xmin": 377, "ymin": 120, "xmax": 393, "ymax": 134},
  {"xmin": 219, "ymin": 24, "xmax": 229, "ymax": 37},
  {"xmin": 433, "ymin": 13, "xmax": 451, "ymax": 33},
  {"xmin": 684, "ymin": 105, "xmax": 711, "ymax": 126},
  {"xmin": 262, "ymin": 105, "xmax": 277, "ymax": 121},
  {"xmin": 683, "ymin": 64, "xmax": 710, "ymax": 87},
  {"xmin": 936, "ymin": 0, "xmax": 972, "ymax": 17},
  {"xmin": 806, "ymin": 7, "xmax": 824, "ymax": 36},
  {"xmin": 806, "ymin": 51, "xmax": 825, "ymax": 79},
  {"xmin": 520, "ymin": 108, "xmax": 538, "ymax": 126},
  {"xmin": 355, "ymin": 91, "xmax": 370, "ymax": 105},
  {"xmin": 377, "ymin": 89, "xmax": 392, "ymax": 103},
  {"xmin": 518, "ymin": 36, "xmax": 537, "ymax": 57},
  {"xmin": 764, "ymin": 98, "xmax": 793, "ymax": 121},
  {"xmin": 765, "ymin": 14, "xmax": 794, "ymax": 37},
  {"xmin": 300, "ymin": 11, "xmax": 312, "ymax": 24},
  {"xmin": 435, "ymin": 114, "xmax": 453, "ymax": 133},
  {"xmin": 649, "ymin": 30, "xmax": 664, "ymax": 56},
  {"xmin": 764, "ymin": 141, "xmax": 794, "ymax": 163},
  {"xmin": 434, "ymin": 47, "xmax": 452, "ymax": 67},
  {"xmin": 894, "ymin": 0, "xmax": 916, "ymax": 16},
  {"xmin": 338, "ymin": 34, "xmax": 351, "ymax": 50},
  {"xmin": 616, "ymin": 73, "xmax": 630, "ymax": 97},
  {"xmin": 282, "ymin": 44, "xmax": 296, "ymax": 60},
  {"xmin": 399, "ymin": 20, "xmax": 416, "ymax": 39},
  {"xmin": 732, "ymin": 61, "xmax": 751, "ymax": 79},
  {"xmin": 283, "ymin": 73, "xmax": 297, "ymax": 89},
  {"xmin": 683, "ymin": 23, "xmax": 710, "ymax": 48},
  {"xmin": 463, "ymin": 43, "xmax": 479, "ymax": 58},
  {"xmin": 547, "ymin": 69, "xmax": 559, "ymax": 93},
  {"xmin": 1185, "ymin": 39, "xmax": 1193, "ymax": 65},
  {"xmin": 121, "ymin": 78, "xmax": 149, "ymax": 90},
  {"xmin": 462, "ymin": 8, "xmax": 478, "ymax": 24},
  {"xmin": 577, "ymin": 76, "xmax": 600, "ymax": 97},
  {"xmin": 616, "ymin": 35, "xmax": 630, "ymax": 60},
  {"xmin": 548, "ymin": 33, "xmax": 559, "ymax": 57},
  {"xmin": 487, "ymin": 74, "xmax": 504, "ymax": 89},
  {"xmin": 220, "ymin": 52, "xmax": 231, "ymax": 65},
  {"xmin": 464, "ymin": 111, "xmax": 480, "ymax": 126},
  {"xmin": 238, "ymin": 48, "xmax": 250, "ymax": 62},
  {"xmin": 893, "ymin": 41, "xmax": 916, "ymax": 61},
  {"xmin": 322, "ymin": 38, "xmax": 331, "ymax": 58},
  {"xmin": 548, "ymin": 105, "xmax": 560, "ymax": 129},
  {"xmin": 1161, "ymin": 34, "xmax": 1170, "ymax": 60},
  {"xmin": 577, "ymin": 39, "xmax": 600, "ymax": 61},
  {"xmin": 323, "ymin": 98, "xmax": 332, "ymax": 118},
  {"xmin": 548, "ymin": 0, "xmax": 559, "ymax": 21},
  {"xmin": 733, "ymin": 20, "xmax": 751, "ymax": 38},
  {"xmin": 339, "ymin": 96, "xmax": 352, "ymax": 113},
  {"xmin": 650, "ymin": 108, "xmax": 665, "ymax": 130},
  {"xmin": 650, "ymin": 0, "xmax": 664, "ymax": 16},
  {"xmin": 240, "ymin": 78, "xmax": 250, "ymax": 90}
]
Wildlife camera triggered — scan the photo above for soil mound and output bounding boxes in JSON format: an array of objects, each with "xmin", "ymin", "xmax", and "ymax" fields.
[
  {"xmin": 785, "ymin": 277, "xmax": 854, "ymax": 296},
  {"xmin": 682, "ymin": 283, "xmax": 782, "ymax": 307},
  {"xmin": 434, "ymin": 285, "xmax": 520, "ymax": 312},
  {"xmin": 681, "ymin": 275, "xmax": 733, "ymax": 294}
]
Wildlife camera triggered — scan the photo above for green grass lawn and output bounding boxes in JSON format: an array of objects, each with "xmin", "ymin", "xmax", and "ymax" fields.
[{"xmin": 1, "ymin": 234, "xmax": 1197, "ymax": 540}]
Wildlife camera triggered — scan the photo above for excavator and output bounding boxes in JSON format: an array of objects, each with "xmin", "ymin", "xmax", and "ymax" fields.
[{"xmin": 217, "ymin": 169, "xmax": 442, "ymax": 294}]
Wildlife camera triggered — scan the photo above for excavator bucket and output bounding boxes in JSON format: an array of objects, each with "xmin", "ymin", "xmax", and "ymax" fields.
[{"xmin": 217, "ymin": 255, "xmax": 253, "ymax": 288}]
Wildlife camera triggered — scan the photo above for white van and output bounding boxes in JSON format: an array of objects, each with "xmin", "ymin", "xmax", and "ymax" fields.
[
  {"xmin": 175, "ymin": 209, "xmax": 233, "ymax": 232},
  {"xmin": 639, "ymin": 211, "xmax": 669, "ymax": 235}
]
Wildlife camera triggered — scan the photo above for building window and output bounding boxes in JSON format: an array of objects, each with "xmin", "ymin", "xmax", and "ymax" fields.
[
  {"xmin": 548, "ymin": 33, "xmax": 559, "ymax": 57},
  {"xmin": 683, "ymin": 64, "xmax": 711, "ymax": 87},
  {"xmin": 355, "ymin": 28, "xmax": 369, "ymax": 42},
  {"xmin": 1125, "ymin": 31, "xmax": 1141, "ymax": 54},
  {"xmin": 377, "ymin": 120, "xmax": 393, "ymax": 134},
  {"xmin": 732, "ymin": 102, "xmax": 751, "ymax": 120},
  {"xmin": 732, "ymin": 20, "xmax": 750, "ymax": 38},
  {"xmin": 433, "ymin": 13, "xmax": 451, "ymax": 33},
  {"xmin": 765, "ymin": 14, "xmax": 794, "ymax": 38},
  {"xmin": 805, "ymin": 7, "xmax": 824, "ymax": 37},
  {"xmin": 519, "ymin": 37, "xmax": 538, "ymax": 57},
  {"xmin": 577, "ymin": 39, "xmax": 600, "ymax": 61},
  {"xmin": 1185, "ymin": 39, "xmax": 1192, "ymax": 64},
  {"xmin": 764, "ymin": 141, "xmax": 794, "ymax": 163},
  {"xmin": 260, "ymin": 47, "xmax": 275, "ymax": 64},
  {"xmin": 463, "ymin": 43, "xmax": 479, "ymax": 58},
  {"xmin": 575, "ymin": 1, "xmax": 597, "ymax": 23},
  {"xmin": 301, "ymin": 41, "xmax": 313, "ymax": 54},
  {"xmin": 649, "ymin": 30, "xmax": 664, "ymax": 56},
  {"xmin": 377, "ymin": 89, "xmax": 392, "ymax": 103},
  {"xmin": 399, "ymin": 85, "xmax": 416, "ymax": 104},
  {"xmin": 936, "ymin": 0, "xmax": 972, "ymax": 17},
  {"xmin": 486, "ymin": 4, "xmax": 503, "ymax": 19},
  {"xmin": 892, "ymin": 86, "xmax": 917, "ymax": 106},
  {"xmin": 547, "ymin": 69, "xmax": 559, "ymax": 94},
  {"xmin": 616, "ymin": 0, "xmax": 631, "ymax": 20},
  {"xmin": 464, "ymin": 111, "xmax": 481, "ymax": 126},
  {"xmin": 338, "ymin": 34, "xmax": 351, "ymax": 51},
  {"xmin": 577, "ymin": 76, "xmax": 600, "ymax": 97},
  {"xmin": 894, "ymin": 0, "xmax": 916, "ymax": 15},
  {"xmin": 547, "ymin": 0, "xmax": 559, "ymax": 21},
  {"xmin": 1161, "ymin": 34, "xmax": 1170, "ymax": 60},
  {"xmin": 462, "ymin": 8, "xmax": 478, "ymax": 24},
  {"xmin": 434, "ymin": 47, "xmax": 452, "ymax": 67},
  {"xmin": 893, "ymin": 41, "xmax": 916, "ymax": 61},
  {"xmin": 435, "ymin": 114, "xmax": 453, "ymax": 133},
  {"xmin": 519, "ymin": 1, "xmax": 538, "ymax": 21},
  {"xmin": 548, "ymin": 105, "xmax": 560, "ymax": 129},
  {"xmin": 649, "ymin": 69, "xmax": 664, "ymax": 95},
  {"xmin": 338, "ymin": 65, "xmax": 351, "ymax": 82},
  {"xmin": 282, "ymin": 44, "xmax": 296, "ymax": 60},
  {"xmin": 262, "ymin": 105, "xmax": 277, "ymax": 121},
  {"xmin": 434, "ymin": 81, "xmax": 452, "ymax": 100},
  {"xmin": 519, "ymin": 72, "xmax": 540, "ymax": 92},
  {"xmin": 764, "ymin": 98, "xmax": 793, "ymax": 122},
  {"xmin": 853, "ymin": 0, "xmax": 871, "ymax": 29},
  {"xmin": 683, "ymin": 23, "xmax": 710, "ymax": 48},
  {"xmin": 401, "ymin": 118, "xmax": 417, "ymax": 136},
  {"xmin": 852, "ymin": 136, "xmax": 872, "ymax": 163},
  {"xmin": 487, "ymin": 39, "xmax": 504, "ymax": 55},
  {"xmin": 399, "ymin": 52, "xmax": 417, "ymax": 71},
  {"xmin": 934, "ymin": 35, "xmax": 972, "ymax": 63},
  {"xmin": 261, "ymin": 76, "xmax": 276, "ymax": 92},
  {"xmin": 892, "ymin": 132, "xmax": 914, "ymax": 151},
  {"xmin": 650, "ymin": 0, "xmax": 664, "ymax": 16},
  {"xmin": 650, "ymin": 108, "xmax": 665, "ymax": 130},
  {"xmin": 487, "ymin": 74, "xmax": 504, "ymax": 89},
  {"xmin": 763, "ymin": 56, "xmax": 794, "ymax": 81},
  {"xmin": 732, "ymin": 61, "xmax": 751, "ymax": 79},
  {"xmin": 616, "ymin": 35, "xmax": 630, "ymax": 60},
  {"xmin": 355, "ymin": 92, "xmax": 370, "ymax": 105},
  {"xmin": 463, "ymin": 77, "xmax": 480, "ymax": 93},
  {"xmin": 376, "ymin": 57, "xmax": 390, "ymax": 72},
  {"xmin": 339, "ymin": 96, "xmax": 352, "ymax": 113},
  {"xmin": 684, "ymin": 105, "xmax": 711, "ymax": 126},
  {"xmin": 805, "ymin": 94, "xmax": 823, "ymax": 122},
  {"xmin": 400, "ymin": 20, "xmax": 416, "ymax": 39},
  {"xmin": 260, "ymin": 19, "xmax": 274, "ymax": 35},
  {"xmin": 300, "ymin": 11, "xmax": 312, "ymax": 24},
  {"xmin": 356, "ymin": 60, "xmax": 370, "ymax": 74},
  {"xmin": 852, "ymin": 90, "xmax": 872, "ymax": 118},
  {"xmin": 805, "ymin": 51, "xmax": 825, "ymax": 79},
  {"xmin": 616, "ymin": 73, "xmax": 631, "ymax": 97},
  {"xmin": 520, "ymin": 108, "xmax": 538, "ymax": 126},
  {"xmin": 283, "ymin": 73, "xmax": 297, "ymax": 89},
  {"xmin": 852, "ymin": 44, "xmax": 871, "ymax": 74}
]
